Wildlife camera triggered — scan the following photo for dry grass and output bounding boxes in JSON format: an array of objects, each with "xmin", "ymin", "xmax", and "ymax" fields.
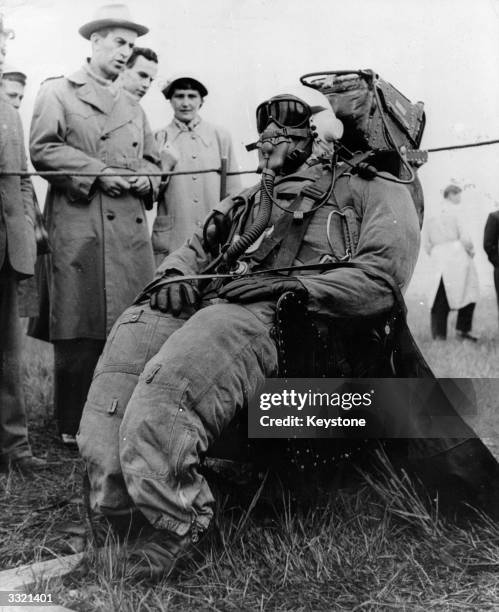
[
  {"xmin": 2, "ymin": 296, "xmax": 499, "ymax": 611},
  {"xmin": 407, "ymin": 293, "xmax": 499, "ymax": 378}
]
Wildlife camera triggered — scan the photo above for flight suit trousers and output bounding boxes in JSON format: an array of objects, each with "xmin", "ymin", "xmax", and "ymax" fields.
[
  {"xmin": 0, "ymin": 262, "xmax": 32, "ymax": 463},
  {"xmin": 77, "ymin": 300, "xmax": 278, "ymax": 537}
]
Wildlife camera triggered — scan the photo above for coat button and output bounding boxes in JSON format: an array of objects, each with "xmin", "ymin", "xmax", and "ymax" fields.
[
  {"xmin": 106, "ymin": 213, "xmax": 115, "ymax": 220},
  {"xmin": 192, "ymin": 154, "xmax": 197, "ymax": 159},
  {"xmin": 193, "ymin": 198, "xmax": 199, "ymax": 203},
  {"xmin": 136, "ymin": 217, "xmax": 143, "ymax": 224}
]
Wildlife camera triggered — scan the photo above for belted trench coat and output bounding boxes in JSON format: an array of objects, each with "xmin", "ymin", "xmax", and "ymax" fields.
[{"xmin": 29, "ymin": 67, "xmax": 161, "ymax": 341}]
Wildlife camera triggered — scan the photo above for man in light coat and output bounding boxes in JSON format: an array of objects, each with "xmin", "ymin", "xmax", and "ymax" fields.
[
  {"xmin": 424, "ymin": 184, "xmax": 479, "ymax": 341},
  {"xmin": 152, "ymin": 74, "xmax": 241, "ymax": 265},
  {"xmin": 29, "ymin": 5, "xmax": 161, "ymax": 444},
  {"xmin": 0, "ymin": 16, "xmax": 45, "ymax": 472}
]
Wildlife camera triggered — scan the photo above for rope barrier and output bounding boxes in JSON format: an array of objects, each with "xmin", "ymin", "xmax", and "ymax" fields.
[
  {"xmin": 427, "ymin": 138, "xmax": 499, "ymax": 153},
  {"xmin": 1, "ymin": 138, "xmax": 499, "ymax": 179},
  {"xmin": 0, "ymin": 168, "xmax": 258, "ymax": 178}
]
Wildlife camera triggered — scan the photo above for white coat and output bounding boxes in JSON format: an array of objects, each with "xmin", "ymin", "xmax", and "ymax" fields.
[{"xmin": 423, "ymin": 201, "xmax": 479, "ymax": 309}]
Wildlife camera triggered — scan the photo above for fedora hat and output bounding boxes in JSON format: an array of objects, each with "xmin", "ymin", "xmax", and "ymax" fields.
[
  {"xmin": 79, "ymin": 4, "xmax": 148, "ymax": 40},
  {"xmin": 161, "ymin": 73, "xmax": 208, "ymax": 99}
]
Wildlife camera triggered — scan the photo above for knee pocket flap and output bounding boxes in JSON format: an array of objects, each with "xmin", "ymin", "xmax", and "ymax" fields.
[
  {"xmin": 97, "ymin": 308, "xmax": 155, "ymax": 370},
  {"xmin": 79, "ymin": 374, "xmax": 137, "ymax": 463}
]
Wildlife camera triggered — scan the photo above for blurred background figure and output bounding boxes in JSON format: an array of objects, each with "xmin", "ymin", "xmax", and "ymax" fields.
[
  {"xmin": 424, "ymin": 184, "xmax": 479, "ymax": 341},
  {"xmin": 1, "ymin": 65, "xmax": 50, "ymax": 319},
  {"xmin": 2, "ymin": 64, "xmax": 26, "ymax": 108},
  {"xmin": 119, "ymin": 46, "xmax": 158, "ymax": 102},
  {"xmin": 152, "ymin": 73, "xmax": 242, "ymax": 265},
  {"xmin": 0, "ymin": 15, "xmax": 46, "ymax": 473},
  {"xmin": 483, "ymin": 203, "xmax": 499, "ymax": 328}
]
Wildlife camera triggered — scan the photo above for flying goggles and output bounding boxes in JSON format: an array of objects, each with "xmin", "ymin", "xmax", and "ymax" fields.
[{"xmin": 246, "ymin": 95, "xmax": 314, "ymax": 151}]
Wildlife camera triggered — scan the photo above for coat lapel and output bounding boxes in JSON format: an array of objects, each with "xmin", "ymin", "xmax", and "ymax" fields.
[
  {"xmin": 67, "ymin": 68, "xmax": 111, "ymax": 115},
  {"xmin": 101, "ymin": 91, "xmax": 137, "ymax": 136}
]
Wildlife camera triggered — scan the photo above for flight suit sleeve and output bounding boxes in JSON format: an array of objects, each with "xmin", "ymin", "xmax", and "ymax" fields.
[
  {"xmin": 299, "ymin": 176, "xmax": 421, "ymax": 318},
  {"xmin": 154, "ymin": 191, "xmax": 248, "ymax": 277},
  {"xmin": 29, "ymin": 81, "xmax": 107, "ymax": 199},
  {"xmin": 154, "ymin": 226, "xmax": 213, "ymax": 277},
  {"xmin": 484, "ymin": 213, "xmax": 499, "ymax": 267}
]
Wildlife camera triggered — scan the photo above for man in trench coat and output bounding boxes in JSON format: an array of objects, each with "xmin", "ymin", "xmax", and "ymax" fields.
[{"xmin": 29, "ymin": 5, "xmax": 161, "ymax": 443}]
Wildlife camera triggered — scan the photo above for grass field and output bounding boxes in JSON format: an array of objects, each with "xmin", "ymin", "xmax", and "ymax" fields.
[{"xmin": 2, "ymin": 295, "xmax": 499, "ymax": 611}]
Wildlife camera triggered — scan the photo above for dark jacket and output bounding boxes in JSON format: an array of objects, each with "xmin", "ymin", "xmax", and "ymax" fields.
[{"xmin": 484, "ymin": 210, "xmax": 499, "ymax": 268}]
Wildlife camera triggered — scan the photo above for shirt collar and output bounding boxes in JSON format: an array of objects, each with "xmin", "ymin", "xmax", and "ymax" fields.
[
  {"xmin": 83, "ymin": 60, "xmax": 119, "ymax": 97},
  {"xmin": 173, "ymin": 115, "xmax": 201, "ymax": 132}
]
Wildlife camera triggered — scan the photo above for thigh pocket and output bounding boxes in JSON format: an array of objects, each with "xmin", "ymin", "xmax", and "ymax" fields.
[{"xmin": 97, "ymin": 307, "xmax": 154, "ymax": 373}]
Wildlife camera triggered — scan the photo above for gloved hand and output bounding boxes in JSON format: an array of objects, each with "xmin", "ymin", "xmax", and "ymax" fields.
[
  {"xmin": 150, "ymin": 277, "xmax": 200, "ymax": 316},
  {"xmin": 219, "ymin": 275, "xmax": 308, "ymax": 303}
]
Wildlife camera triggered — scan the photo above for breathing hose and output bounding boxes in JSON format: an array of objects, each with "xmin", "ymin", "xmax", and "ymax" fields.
[{"xmin": 222, "ymin": 166, "xmax": 276, "ymax": 266}]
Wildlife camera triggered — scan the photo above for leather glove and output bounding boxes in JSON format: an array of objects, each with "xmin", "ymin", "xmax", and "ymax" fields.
[
  {"xmin": 150, "ymin": 277, "xmax": 200, "ymax": 316},
  {"xmin": 219, "ymin": 275, "xmax": 308, "ymax": 303}
]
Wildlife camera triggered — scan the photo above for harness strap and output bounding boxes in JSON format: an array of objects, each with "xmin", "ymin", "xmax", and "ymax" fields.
[
  {"xmin": 259, "ymin": 166, "xmax": 349, "ymax": 269},
  {"xmin": 272, "ymin": 195, "xmax": 315, "ymax": 270},
  {"xmin": 248, "ymin": 153, "xmax": 372, "ymax": 269}
]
